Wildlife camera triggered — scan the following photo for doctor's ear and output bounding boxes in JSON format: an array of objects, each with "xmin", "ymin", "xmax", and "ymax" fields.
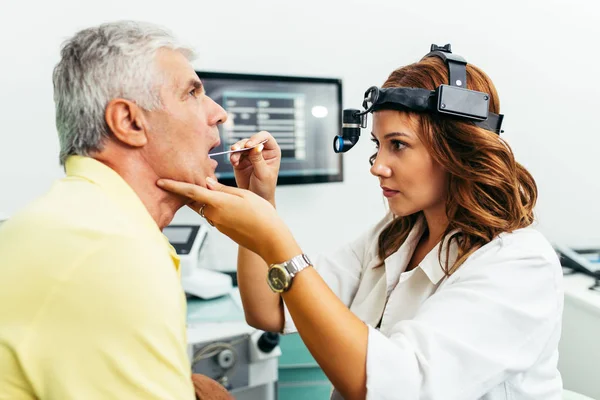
[{"xmin": 105, "ymin": 98, "xmax": 148, "ymax": 148}]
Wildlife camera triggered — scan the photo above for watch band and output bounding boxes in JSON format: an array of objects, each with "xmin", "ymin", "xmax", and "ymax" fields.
[{"xmin": 282, "ymin": 253, "xmax": 312, "ymax": 277}]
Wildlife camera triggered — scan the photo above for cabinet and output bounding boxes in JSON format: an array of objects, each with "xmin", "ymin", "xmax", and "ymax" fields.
[
  {"xmin": 558, "ymin": 273, "xmax": 600, "ymax": 400},
  {"xmin": 278, "ymin": 333, "xmax": 332, "ymax": 399}
]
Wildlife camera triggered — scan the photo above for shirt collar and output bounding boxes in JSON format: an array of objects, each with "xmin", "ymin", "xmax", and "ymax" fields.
[
  {"xmin": 378, "ymin": 216, "xmax": 426, "ymax": 293},
  {"xmin": 378, "ymin": 214, "xmax": 458, "ymax": 285},
  {"xmin": 64, "ymin": 155, "xmax": 179, "ymax": 262},
  {"xmin": 419, "ymin": 230, "xmax": 458, "ymax": 285}
]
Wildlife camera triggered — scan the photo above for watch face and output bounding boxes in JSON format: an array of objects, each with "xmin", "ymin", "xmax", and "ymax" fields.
[{"xmin": 268, "ymin": 265, "xmax": 291, "ymax": 292}]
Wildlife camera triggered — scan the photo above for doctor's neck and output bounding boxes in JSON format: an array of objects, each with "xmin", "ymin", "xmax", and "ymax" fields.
[{"xmin": 421, "ymin": 204, "xmax": 449, "ymax": 244}]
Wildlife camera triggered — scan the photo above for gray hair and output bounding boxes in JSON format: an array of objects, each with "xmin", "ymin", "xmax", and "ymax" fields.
[{"xmin": 52, "ymin": 21, "xmax": 195, "ymax": 165}]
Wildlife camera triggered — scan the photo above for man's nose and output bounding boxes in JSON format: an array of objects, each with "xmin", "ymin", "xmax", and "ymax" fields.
[{"xmin": 207, "ymin": 97, "xmax": 228, "ymax": 125}]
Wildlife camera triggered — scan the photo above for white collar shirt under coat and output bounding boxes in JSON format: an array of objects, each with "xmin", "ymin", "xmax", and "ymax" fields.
[{"xmin": 283, "ymin": 216, "xmax": 564, "ymax": 400}]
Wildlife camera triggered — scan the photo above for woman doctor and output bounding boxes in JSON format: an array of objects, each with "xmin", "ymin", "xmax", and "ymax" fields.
[{"xmin": 157, "ymin": 53, "xmax": 564, "ymax": 400}]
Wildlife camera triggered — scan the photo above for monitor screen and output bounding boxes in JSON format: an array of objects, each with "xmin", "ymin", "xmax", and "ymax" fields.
[
  {"xmin": 163, "ymin": 226, "xmax": 193, "ymax": 244},
  {"xmin": 197, "ymin": 71, "xmax": 343, "ymax": 186}
]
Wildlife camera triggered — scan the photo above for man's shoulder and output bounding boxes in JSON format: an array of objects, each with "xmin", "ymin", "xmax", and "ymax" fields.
[
  {"xmin": 0, "ymin": 177, "xmax": 168, "ymax": 273},
  {"xmin": 0, "ymin": 211, "xmax": 178, "ymax": 309},
  {"xmin": 4, "ymin": 177, "xmax": 142, "ymax": 239}
]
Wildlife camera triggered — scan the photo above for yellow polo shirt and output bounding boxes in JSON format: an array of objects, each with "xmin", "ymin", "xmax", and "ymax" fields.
[{"xmin": 0, "ymin": 156, "xmax": 195, "ymax": 399}]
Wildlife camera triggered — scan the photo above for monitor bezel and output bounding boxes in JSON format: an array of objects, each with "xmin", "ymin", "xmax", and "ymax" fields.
[{"xmin": 196, "ymin": 71, "xmax": 344, "ymax": 186}]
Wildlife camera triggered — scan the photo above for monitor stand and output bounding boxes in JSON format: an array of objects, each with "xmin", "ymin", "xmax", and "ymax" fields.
[{"xmin": 182, "ymin": 269, "xmax": 233, "ymax": 299}]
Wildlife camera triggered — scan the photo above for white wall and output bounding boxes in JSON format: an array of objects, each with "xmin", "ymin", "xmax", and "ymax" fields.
[{"xmin": 1, "ymin": 0, "xmax": 599, "ymax": 270}]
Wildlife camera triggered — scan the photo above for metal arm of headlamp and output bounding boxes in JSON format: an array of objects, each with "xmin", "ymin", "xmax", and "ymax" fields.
[{"xmin": 333, "ymin": 44, "xmax": 504, "ymax": 153}]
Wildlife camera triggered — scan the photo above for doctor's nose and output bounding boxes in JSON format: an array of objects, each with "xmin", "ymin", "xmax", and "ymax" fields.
[{"xmin": 370, "ymin": 157, "xmax": 392, "ymax": 178}]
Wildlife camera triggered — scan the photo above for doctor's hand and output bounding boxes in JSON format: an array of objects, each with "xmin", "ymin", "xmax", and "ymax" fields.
[
  {"xmin": 230, "ymin": 131, "xmax": 281, "ymax": 205},
  {"xmin": 157, "ymin": 177, "xmax": 301, "ymax": 265}
]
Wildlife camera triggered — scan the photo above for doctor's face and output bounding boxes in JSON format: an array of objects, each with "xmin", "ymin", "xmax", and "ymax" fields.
[{"xmin": 370, "ymin": 110, "xmax": 448, "ymax": 217}]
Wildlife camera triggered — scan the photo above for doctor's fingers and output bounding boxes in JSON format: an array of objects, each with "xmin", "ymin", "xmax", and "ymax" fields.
[
  {"xmin": 156, "ymin": 178, "xmax": 243, "ymax": 207},
  {"xmin": 243, "ymin": 131, "xmax": 276, "ymax": 150},
  {"xmin": 233, "ymin": 144, "xmax": 269, "ymax": 170},
  {"xmin": 232, "ymin": 131, "xmax": 278, "ymax": 153},
  {"xmin": 230, "ymin": 131, "xmax": 270, "ymax": 152},
  {"xmin": 231, "ymin": 132, "xmax": 278, "ymax": 164},
  {"xmin": 231, "ymin": 138, "xmax": 250, "ymax": 151}
]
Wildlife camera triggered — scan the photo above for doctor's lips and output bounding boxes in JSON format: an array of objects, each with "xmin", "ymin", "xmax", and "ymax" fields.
[{"xmin": 381, "ymin": 186, "xmax": 400, "ymax": 198}]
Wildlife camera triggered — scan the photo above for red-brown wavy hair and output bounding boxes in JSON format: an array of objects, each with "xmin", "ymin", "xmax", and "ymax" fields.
[{"xmin": 375, "ymin": 56, "xmax": 537, "ymax": 274}]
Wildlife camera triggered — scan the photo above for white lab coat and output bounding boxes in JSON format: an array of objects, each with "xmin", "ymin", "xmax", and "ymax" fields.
[{"xmin": 283, "ymin": 215, "xmax": 564, "ymax": 400}]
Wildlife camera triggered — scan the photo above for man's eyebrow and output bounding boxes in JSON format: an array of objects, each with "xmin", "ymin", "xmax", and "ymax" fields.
[{"xmin": 184, "ymin": 79, "xmax": 204, "ymax": 93}]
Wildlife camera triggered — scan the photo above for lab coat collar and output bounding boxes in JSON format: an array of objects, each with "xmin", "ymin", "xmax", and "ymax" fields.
[
  {"xmin": 379, "ymin": 216, "xmax": 426, "ymax": 293},
  {"xmin": 379, "ymin": 215, "xmax": 458, "ymax": 286},
  {"xmin": 419, "ymin": 230, "xmax": 458, "ymax": 285}
]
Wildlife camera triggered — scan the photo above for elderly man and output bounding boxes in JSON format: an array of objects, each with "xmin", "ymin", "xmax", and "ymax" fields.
[{"xmin": 0, "ymin": 21, "xmax": 230, "ymax": 399}]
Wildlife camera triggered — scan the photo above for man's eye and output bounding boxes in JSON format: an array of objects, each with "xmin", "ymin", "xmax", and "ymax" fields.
[{"xmin": 189, "ymin": 87, "xmax": 203, "ymax": 98}]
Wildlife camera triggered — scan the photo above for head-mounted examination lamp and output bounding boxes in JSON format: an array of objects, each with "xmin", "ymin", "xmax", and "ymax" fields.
[{"xmin": 333, "ymin": 44, "xmax": 505, "ymax": 153}]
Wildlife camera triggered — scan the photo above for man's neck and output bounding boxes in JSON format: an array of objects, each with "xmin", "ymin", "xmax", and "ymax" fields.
[{"xmin": 92, "ymin": 149, "xmax": 184, "ymax": 230}]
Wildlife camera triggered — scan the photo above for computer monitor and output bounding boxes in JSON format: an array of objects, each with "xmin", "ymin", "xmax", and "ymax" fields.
[{"xmin": 197, "ymin": 71, "xmax": 343, "ymax": 186}]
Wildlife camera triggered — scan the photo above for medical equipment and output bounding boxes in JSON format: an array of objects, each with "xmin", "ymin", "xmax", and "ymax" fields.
[
  {"xmin": 163, "ymin": 224, "xmax": 233, "ymax": 299},
  {"xmin": 333, "ymin": 43, "xmax": 505, "ymax": 153},
  {"xmin": 187, "ymin": 290, "xmax": 281, "ymax": 400},
  {"xmin": 555, "ymin": 243, "xmax": 600, "ymax": 291},
  {"xmin": 188, "ymin": 331, "xmax": 280, "ymax": 398}
]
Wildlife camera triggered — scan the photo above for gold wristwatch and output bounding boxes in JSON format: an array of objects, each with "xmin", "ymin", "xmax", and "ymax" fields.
[{"xmin": 267, "ymin": 254, "xmax": 312, "ymax": 293}]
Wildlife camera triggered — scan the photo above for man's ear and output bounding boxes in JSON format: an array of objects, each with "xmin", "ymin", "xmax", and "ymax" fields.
[{"xmin": 105, "ymin": 98, "xmax": 148, "ymax": 147}]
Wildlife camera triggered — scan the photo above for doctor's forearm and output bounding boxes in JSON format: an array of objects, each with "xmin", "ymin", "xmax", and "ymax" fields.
[
  {"xmin": 282, "ymin": 267, "xmax": 368, "ymax": 400},
  {"xmin": 259, "ymin": 240, "xmax": 369, "ymax": 399},
  {"xmin": 237, "ymin": 246, "xmax": 284, "ymax": 332}
]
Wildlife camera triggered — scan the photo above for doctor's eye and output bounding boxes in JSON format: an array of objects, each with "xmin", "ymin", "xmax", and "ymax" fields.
[{"xmin": 391, "ymin": 140, "xmax": 407, "ymax": 151}]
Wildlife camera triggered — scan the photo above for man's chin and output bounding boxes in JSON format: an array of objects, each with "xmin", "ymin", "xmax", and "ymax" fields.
[
  {"xmin": 165, "ymin": 167, "xmax": 217, "ymax": 188},
  {"xmin": 192, "ymin": 173, "xmax": 217, "ymax": 188}
]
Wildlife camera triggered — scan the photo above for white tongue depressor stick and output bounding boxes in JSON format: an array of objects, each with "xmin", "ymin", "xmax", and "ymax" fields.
[{"xmin": 208, "ymin": 139, "xmax": 268, "ymax": 158}]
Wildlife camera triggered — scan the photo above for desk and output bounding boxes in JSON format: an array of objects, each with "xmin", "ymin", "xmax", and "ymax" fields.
[
  {"xmin": 187, "ymin": 289, "xmax": 252, "ymax": 343},
  {"xmin": 186, "ymin": 288, "xmax": 280, "ymax": 400},
  {"xmin": 559, "ymin": 273, "xmax": 600, "ymax": 400}
]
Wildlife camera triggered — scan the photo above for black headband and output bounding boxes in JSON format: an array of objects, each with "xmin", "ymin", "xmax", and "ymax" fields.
[
  {"xmin": 364, "ymin": 43, "xmax": 504, "ymax": 135},
  {"xmin": 333, "ymin": 44, "xmax": 504, "ymax": 154}
]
